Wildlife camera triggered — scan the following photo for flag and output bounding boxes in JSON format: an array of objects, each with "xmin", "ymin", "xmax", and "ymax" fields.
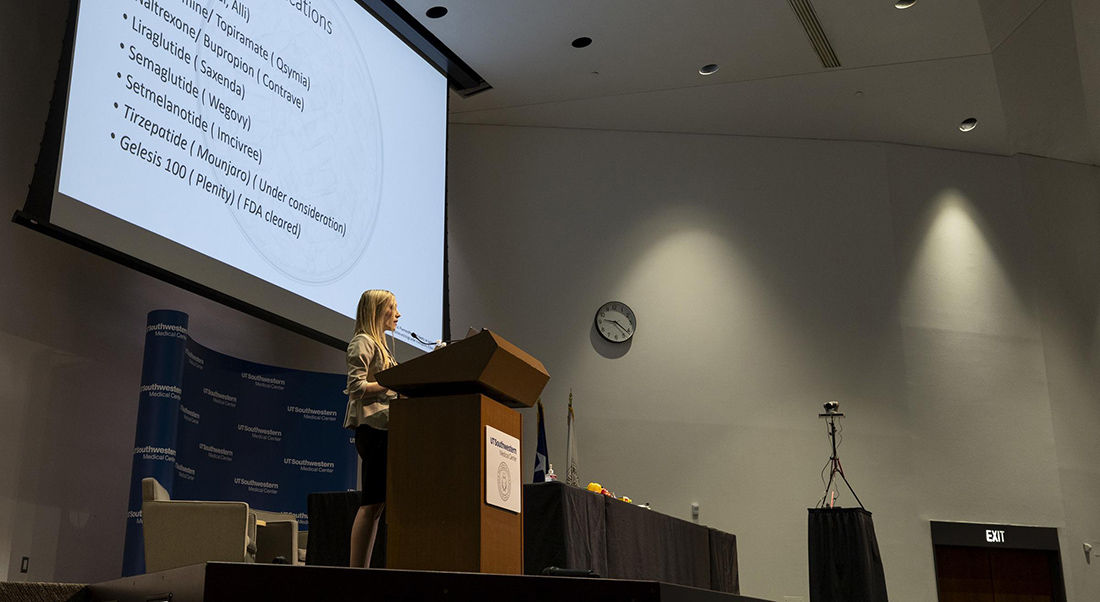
[
  {"xmin": 533, "ymin": 398, "xmax": 548, "ymax": 482},
  {"xmin": 566, "ymin": 390, "xmax": 579, "ymax": 486}
]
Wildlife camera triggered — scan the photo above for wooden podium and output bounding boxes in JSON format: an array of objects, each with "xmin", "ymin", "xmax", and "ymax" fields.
[{"xmin": 377, "ymin": 330, "xmax": 549, "ymax": 574}]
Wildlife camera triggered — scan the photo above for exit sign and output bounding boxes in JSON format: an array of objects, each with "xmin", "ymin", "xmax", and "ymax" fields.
[{"xmin": 930, "ymin": 521, "xmax": 1059, "ymax": 551}]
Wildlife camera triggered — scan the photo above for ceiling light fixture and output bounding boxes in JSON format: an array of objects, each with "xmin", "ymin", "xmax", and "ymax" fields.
[
  {"xmin": 425, "ymin": 6, "xmax": 448, "ymax": 19},
  {"xmin": 571, "ymin": 37, "xmax": 592, "ymax": 48},
  {"xmin": 895, "ymin": 0, "xmax": 917, "ymax": 8},
  {"xmin": 959, "ymin": 118, "xmax": 978, "ymax": 132},
  {"xmin": 699, "ymin": 64, "xmax": 719, "ymax": 76}
]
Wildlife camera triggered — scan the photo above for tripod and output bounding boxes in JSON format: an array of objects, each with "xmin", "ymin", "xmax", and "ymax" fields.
[{"xmin": 818, "ymin": 410, "xmax": 864, "ymax": 509}]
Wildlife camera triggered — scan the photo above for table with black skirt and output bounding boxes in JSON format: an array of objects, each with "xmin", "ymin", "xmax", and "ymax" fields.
[
  {"xmin": 304, "ymin": 482, "xmax": 739, "ymax": 593},
  {"xmin": 524, "ymin": 482, "xmax": 739, "ymax": 594}
]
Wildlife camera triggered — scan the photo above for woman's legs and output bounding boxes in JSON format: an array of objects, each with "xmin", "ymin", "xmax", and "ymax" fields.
[
  {"xmin": 351, "ymin": 424, "xmax": 388, "ymax": 568},
  {"xmin": 350, "ymin": 502, "xmax": 384, "ymax": 568}
]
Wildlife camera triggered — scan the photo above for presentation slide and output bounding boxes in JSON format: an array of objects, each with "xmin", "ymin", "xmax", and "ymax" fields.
[{"xmin": 53, "ymin": 0, "xmax": 447, "ymax": 346}]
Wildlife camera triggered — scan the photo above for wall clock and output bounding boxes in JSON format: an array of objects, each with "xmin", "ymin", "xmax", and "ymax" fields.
[{"xmin": 595, "ymin": 301, "xmax": 636, "ymax": 343}]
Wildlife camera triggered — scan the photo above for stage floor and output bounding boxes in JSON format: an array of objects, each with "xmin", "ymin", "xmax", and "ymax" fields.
[{"xmin": 87, "ymin": 562, "xmax": 771, "ymax": 602}]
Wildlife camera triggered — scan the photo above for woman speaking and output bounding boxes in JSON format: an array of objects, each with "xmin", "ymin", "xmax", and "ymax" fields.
[{"xmin": 343, "ymin": 289, "xmax": 400, "ymax": 568}]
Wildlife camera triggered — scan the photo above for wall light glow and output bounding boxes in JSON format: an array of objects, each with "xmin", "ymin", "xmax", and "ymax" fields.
[{"xmin": 901, "ymin": 189, "xmax": 1032, "ymax": 337}]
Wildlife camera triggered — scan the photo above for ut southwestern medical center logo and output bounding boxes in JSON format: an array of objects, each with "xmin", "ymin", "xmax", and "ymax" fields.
[{"xmin": 497, "ymin": 462, "xmax": 512, "ymax": 502}]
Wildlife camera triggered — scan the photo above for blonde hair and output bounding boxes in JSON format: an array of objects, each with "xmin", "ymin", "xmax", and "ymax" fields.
[{"xmin": 354, "ymin": 289, "xmax": 396, "ymax": 368}]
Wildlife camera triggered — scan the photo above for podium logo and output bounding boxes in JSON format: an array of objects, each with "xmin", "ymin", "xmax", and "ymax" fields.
[
  {"xmin": 490, "ymin": 437, "xmax": 518, "ymax": 463},
  {"xmin": 497, "ymin": 462, "xmax": 512, "ymax": 502},
  {"xmin": 490, "ymin": 437, "xmax": 518, "ymax": 456}
]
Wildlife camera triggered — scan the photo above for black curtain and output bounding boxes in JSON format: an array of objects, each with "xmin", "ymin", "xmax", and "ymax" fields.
[
  {"xmin": 709, "ymin": 527, "xmax": 740, "ymax": 594},
  {"xmin": 604, "ymin": 495, "xmax": 710, "ymax": 588},
  {"xmin": 523, "ymin": 482, "xmax": 607, "ymax": 576},
  {"xmin": 808, "ymin": 508, "xmax": 888, "ymax": 602}
]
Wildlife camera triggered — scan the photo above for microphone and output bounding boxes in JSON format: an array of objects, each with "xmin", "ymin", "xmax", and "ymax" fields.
[{"xmin": 410, "ymin": 332, "xmax": 448, "ymax": 350}]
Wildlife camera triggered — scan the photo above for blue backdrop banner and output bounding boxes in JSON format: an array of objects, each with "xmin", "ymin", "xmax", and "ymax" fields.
[{"xmin": 122, "ymin": 310, "xmax": 355, "ymax": 575}]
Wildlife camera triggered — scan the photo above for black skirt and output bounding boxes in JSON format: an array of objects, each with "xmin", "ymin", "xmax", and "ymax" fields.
[{"xmin": 354, "ymin": 424, "xmax": 389, "ymax": 505}]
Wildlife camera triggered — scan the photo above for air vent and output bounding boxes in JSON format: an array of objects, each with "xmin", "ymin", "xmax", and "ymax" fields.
[{"xmin": 787, "ymin": 0, "xmax": 841, "ymax": 68}]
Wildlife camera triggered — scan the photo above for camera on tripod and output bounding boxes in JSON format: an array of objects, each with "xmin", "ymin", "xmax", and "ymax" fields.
[
  {"xmin": 819, "ymin": 400, "xmax": 843, "ymax": 418},
  {"xmin": 816, "ymin": 399, "xmax": 862, "ymax": 509}
]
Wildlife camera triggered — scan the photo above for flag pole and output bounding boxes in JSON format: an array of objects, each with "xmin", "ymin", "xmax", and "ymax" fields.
[
  {"xmin": 533, "ymin": 398, "xmax": 548, "ymax": 482},
  {"xmin": 566, "ymin": 389, "xmax": 579, "ymax": 487}
]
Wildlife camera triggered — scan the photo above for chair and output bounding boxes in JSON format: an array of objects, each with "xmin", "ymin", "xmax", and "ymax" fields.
[
  {"xmin": 297, "ymin": 531, "xmax": 308, "ymax": 564},
  {"xmin": 254, "ymin": 509, "xmax": 300, "ymax": 565},
  {"xmin": 141, "ymin": 477, "xmax": 299, "ymax": 572}
]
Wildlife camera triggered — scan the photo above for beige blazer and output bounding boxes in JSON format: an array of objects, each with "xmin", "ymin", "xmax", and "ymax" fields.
[{"xmin": 343, "ymin": 333, "xmax": 396, "ymax": 430}]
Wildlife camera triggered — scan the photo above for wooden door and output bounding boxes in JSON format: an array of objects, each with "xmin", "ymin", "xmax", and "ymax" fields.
[{"xmin": 933, "ymin": 545, "xmax": 1062, "ymax": 602}]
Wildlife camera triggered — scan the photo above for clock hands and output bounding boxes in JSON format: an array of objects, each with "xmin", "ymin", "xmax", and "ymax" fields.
[{"xmin": 595, "ymin": 302, "xmax": 636, "ymax": 344}]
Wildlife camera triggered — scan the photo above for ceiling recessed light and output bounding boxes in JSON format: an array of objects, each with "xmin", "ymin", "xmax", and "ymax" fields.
[
  {"xmin": 959, "ymin": 118, "xmax": 978, "ymax": 132},
  {"xmin": 571, "ymin": 37, "xmax": 592, "ymax": 48},
  {"xmin": 895, "ymin": 0, "xmax": 917, "ymax": 8},
  {"xmin": 699, "ymin": 64, "xmax": 719, "ymax": 76},
  {"xmin": 425, "ymin": 6, "xmax": 448, "ymax": 19}
]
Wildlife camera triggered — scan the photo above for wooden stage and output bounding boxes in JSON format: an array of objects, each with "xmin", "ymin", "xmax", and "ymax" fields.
[{"xmin": 86, "ymin": 562, "xmax": 772, "ymax": 602}]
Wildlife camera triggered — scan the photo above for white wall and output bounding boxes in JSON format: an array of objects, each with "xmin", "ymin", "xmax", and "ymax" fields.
[
  {"xmin": 1018, "ymin": 155, "xmax": 1100, "ymax": 600},
  {"xmin": 446, "ymin": 123, "xmax": 1100, "ymax": 601},
  {"xmin": 0, "ymin": 0, "xmax": 347, "ymax": 583}
]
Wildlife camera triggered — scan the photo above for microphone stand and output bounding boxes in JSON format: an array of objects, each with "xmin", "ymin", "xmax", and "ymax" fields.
[{"xmin": 409, "ymin": 331, "xmax": 450, "ymax": 350}]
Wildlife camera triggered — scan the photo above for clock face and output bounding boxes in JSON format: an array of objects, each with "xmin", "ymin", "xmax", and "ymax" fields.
[{"xmin": 595, "ymin": 301, "xmax": 636, "ymax": 343}]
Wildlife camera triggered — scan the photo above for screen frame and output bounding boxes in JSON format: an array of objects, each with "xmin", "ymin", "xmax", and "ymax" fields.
[{"xmin": 16, "ymin": 0, "xmax": 472, "ymax": 350}]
